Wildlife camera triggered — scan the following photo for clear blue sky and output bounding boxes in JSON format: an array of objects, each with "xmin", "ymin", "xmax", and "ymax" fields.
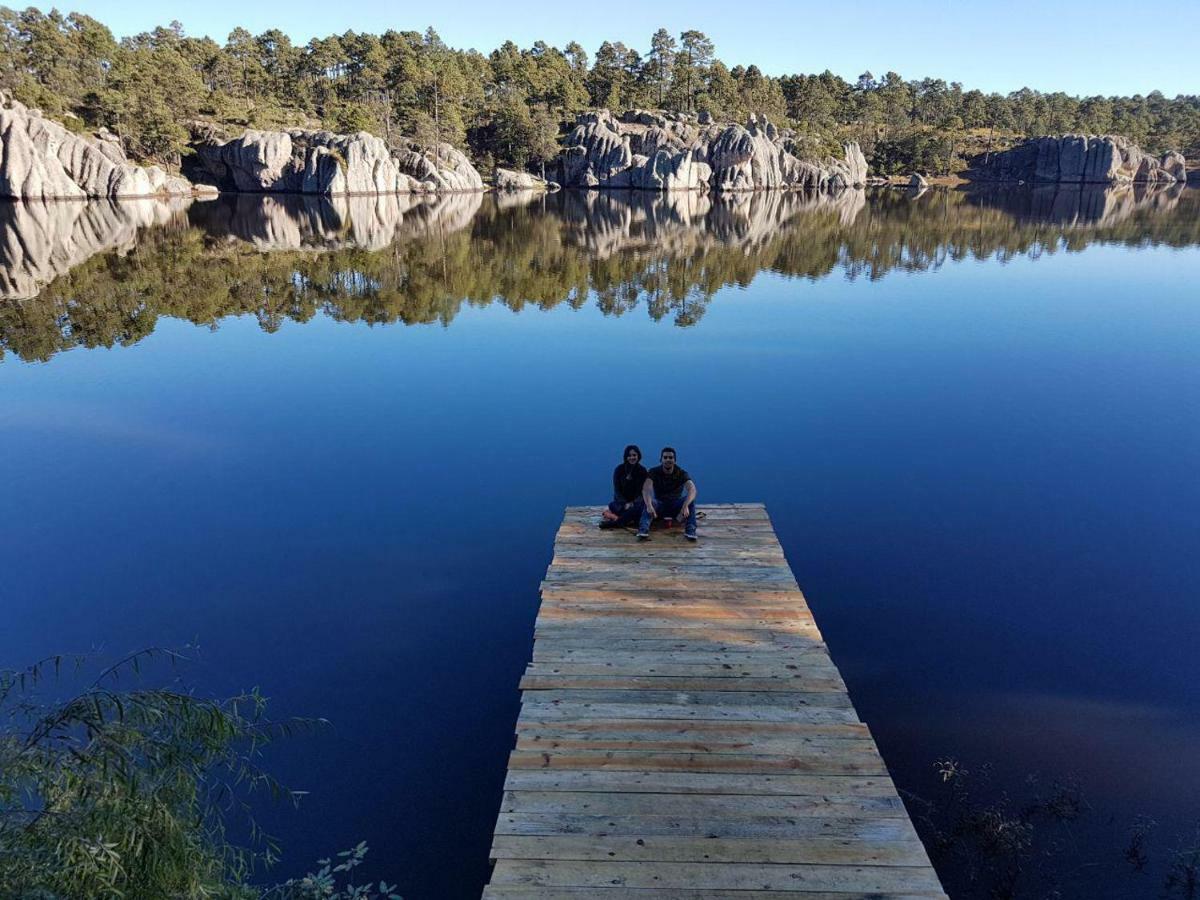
[{"xmin": 69, "ymin": 0, "xmax": 1198, "ymax": 97}]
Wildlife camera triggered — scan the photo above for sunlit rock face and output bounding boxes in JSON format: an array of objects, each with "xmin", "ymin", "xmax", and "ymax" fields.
[
  {"xmin": 558, "ymin": 109, "xmax": 867, "ymax": 192},
  {"xmin": 190, "ymin": 130, "xmax": 485, "ymax": 196},
  {"xmin": 189, "ymin": 191, "xmax": 484, "ymax": 251},
  {"xmin": 494, "ymin": 168, "xmax": 557, "ymax": 191},
  {"xmin": 0, "ymin": 93, "xmax": 195, "ymax": 200},
  {"xmin": 972, "ymin": 136, "xmax": 1187, "ymax": 184},
  {"xmin": 0, "ymin": 198, "xmax": 190, "ymax": 298}
]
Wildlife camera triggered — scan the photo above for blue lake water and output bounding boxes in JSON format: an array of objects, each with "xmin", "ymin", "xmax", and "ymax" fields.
[{"xmin": 2, "ymin": 186, "xmax": 1198, "ymax": 898}]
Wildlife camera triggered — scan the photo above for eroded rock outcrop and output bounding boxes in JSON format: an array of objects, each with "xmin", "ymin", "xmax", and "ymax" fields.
[
  {"xmin": 190, "ymin": 129, "xmax": 484, "ymax": 195},
  {"xmin": 0, "ymin": 93, "xmax": 196, "ymax": 199},
  {"xmin": 558, "ymin": 109, "xmax": 866, "ymax": 192},
  {"xmin": 493, "ymin": 168, "xmax": 558, "ymax": 191},
  {"xmin": 971, "ymin": 135, "xmax": 1186, "ymax": 184}
]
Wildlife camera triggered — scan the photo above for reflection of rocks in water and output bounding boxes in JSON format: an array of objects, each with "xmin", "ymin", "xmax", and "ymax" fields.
[
  {"xmin": 0, "ymin": 198, "xmax": 190, "ymax": 299},
  {"xmin": 189, "ymin": 192, "xmax": 484, "ymax": 251},
  {"xmin": 492, "ymin": 189, "xmax": 553, "ymax": 211},
  {"xmin": 964, "ymin": 182, "xmax": 1185, "ymax": 227},
  {"xmin": 556, "ymin": 188, "xmax": 866, "ymax": 257},
  {"xmin": 5, "ymin": 186, "xmax": 1199, "ymax": 364}
]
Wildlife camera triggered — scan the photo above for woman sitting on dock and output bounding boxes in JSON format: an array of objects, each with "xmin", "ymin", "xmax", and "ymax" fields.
[{"xmin": 600, "ymin": 444, "xmax": 647, "ymax": 528}]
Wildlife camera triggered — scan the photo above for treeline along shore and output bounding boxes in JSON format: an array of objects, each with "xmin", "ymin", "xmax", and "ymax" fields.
[{"xmin": 0, "ymin": 8, "xmax": 1197, "ymax": 198}]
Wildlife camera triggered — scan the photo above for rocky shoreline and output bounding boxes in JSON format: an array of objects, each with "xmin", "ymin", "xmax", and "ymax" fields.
[
  {"xmin": 969, "ymin": 135, "xmax": 1186, "ymax": 184},
  {"xmin": 0, "ymin": 94, "xmax": 1190, "ymax": 200},
  {"xmin": 0, "ymin": 94, "xmax": 204, "ymax": 201},
  {"xmin": 558, "ymin": 110, "xmax": 868, "ymax": 192},
  {"xmin": 187, "ymin": 129, "xmax": 485, "ymax": 195}
]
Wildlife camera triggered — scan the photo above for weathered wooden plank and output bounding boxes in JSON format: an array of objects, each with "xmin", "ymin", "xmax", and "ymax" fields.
[
  {"xmin": 553, "ymin": 547, "xmax": 786, "ymax": 560},
  {"xmin": 507, "ymin": 749, "xmax": 888, "ymax": 776},
  {"xmin": 529, "ymin": 649, "xmax": 832, "ymax": 666},
  {"xmin": 535, "ymin": 606, "xmax": 813, "ymax": 619},
  {"xmin": 489, "ymin": 859, "xmax": 946, "ymax": 892},
  {"xmin": 490, "ymin": 834, "xmax": 933, "ymax": 867},
  {"xmin": 537, "ymin": 628, "xmax": 825, "ymax": 643},
  {"xmin": 499, "ymin": 790, "xmax": 910, "ymax": 819},
  {"xmin": 517, "ymin": 689, "xmax": 854, "ymax": 708},
  {"xmin": 493, "ymin": 812, "xmax": 921, "ymax": 841},
  {"xmin": 513, "ymin": 720, "xmax": 864, "ymax": 739},
  {"xmin": 539, "ymin": 588, "xmax": 806, "ymax": 602},
  {"xmin": 482, "ymin": 505, "xmax": 945, "ymax": 899},
  {"xmin": 543, "ymin": 566, "xmax": 798, "ymax": 580},
  {"xmin": 502, "ymin": 770, "xmax": 901, "ymax": 798},
  {"xmin": 512, "ymin": 736, "xmax": 882, "ymax": 757},
  {"xmin": 519, "ymin": 674, "xmax": 846, "ymax": 692},
  {"xmin": 514, "ymin": 720, "xmax": 872, "ymax": 740},
  {"xmin": 535, "ymin": 613, "xmax": 817, "ymax": 629},
  {"xmin": 519, "ymin": 703, "xmax": 862, "ymax": 724},
  {"xmin": 483, "ymin": 893, "xmax": 943, "ymax": 900},
  {"xmin": 530, "ymin": 638, "xmax": 827, "ymax": 654},
  {"xmin": 524, "ymin": 662, "xmax": 841, "ymax": 678}
]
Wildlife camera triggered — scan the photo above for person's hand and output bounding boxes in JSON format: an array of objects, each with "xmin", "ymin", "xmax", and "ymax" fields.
[
  {"xmin": 678, "ymin": 504, "xmax": 690, "ymax": 522},
  {"xmin": 645, "ymin": 503, "xmax": 657, "ymax": 520}
]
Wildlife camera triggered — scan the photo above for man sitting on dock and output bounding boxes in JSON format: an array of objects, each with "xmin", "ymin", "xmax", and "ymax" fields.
[{"xmin": 637, "ymin": 447, "xmax": 698, "ymax": 542}]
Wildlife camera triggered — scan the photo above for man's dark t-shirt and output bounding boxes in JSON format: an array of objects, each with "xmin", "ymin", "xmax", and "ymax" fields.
[{"xmin": 648, "ymin": 465, "xmax": 691, "ymax": 500}]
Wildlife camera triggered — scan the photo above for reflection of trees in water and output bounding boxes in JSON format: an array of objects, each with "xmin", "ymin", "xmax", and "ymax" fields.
[{"xmin": 1, "ymin": 185, "xmax": 1197, "ymax": 363}]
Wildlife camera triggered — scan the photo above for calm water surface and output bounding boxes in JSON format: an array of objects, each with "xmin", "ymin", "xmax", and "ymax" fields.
[{"xmin": 2, "ymin": 185, "xmax": 1198, "ymax": 898}]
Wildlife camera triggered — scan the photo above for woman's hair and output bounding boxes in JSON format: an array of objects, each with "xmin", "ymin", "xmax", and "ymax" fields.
[{"xmin": 623, "ymin": 444, "xmax": 642, "ymax": 463}]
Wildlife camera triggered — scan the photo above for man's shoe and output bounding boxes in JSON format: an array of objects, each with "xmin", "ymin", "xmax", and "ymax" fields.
[
  {"xmin": 636, "ymin": 530, "xmax": 650, "ymax": 541},
  {"xmin": 685, "ymin": 530, "xmax": 698, "ymax": 541},
  {"xmin": 598, "ymin": 519, "xmax": 620, "ymax": 530}
]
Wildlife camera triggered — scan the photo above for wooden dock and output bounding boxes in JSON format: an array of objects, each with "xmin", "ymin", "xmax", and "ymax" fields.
[{"xmin": 483, "ymin": 503, "xmax": 947, "ymax": 899}]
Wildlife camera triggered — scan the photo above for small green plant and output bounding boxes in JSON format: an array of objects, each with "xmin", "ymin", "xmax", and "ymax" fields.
[
  {"xmin": 0, "ymin": 650, "xmax": 322, "ymax": 899},
  {"xmin": 261, "ymin": 843, "xmax": 400, "ymax": 899},
  {"xmin": 905, "ymin": 758, "xmax": 1085, "ymax": 899},
  {"xmin": 908, "ymin": 758, "xmax": 1200, "ymax": 899}
]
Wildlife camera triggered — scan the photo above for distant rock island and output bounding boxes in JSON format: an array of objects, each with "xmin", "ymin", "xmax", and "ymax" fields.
[
  {"xmin": 559, "ymin": 110, "xmax": 867, "ymax": 192},
  {"xmin": 971, "ymin": 135, "xmax": 1186, "ymax": 184}
]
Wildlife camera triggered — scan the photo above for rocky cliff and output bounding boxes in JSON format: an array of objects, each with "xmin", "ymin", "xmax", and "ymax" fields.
[
  {"xmin": 558, "ymin": 109, "xmax": 867, "ymax": 192},
  {"xmin": 0, "ymin": 93, "xmax": 197, "ymax": 200},
  {"xmin": 189, "ymin": 129, "xmax": 485, "ymax": 195},
  {"xmin": 971, "ymin": 135, "xmax": 1186, "ymax": 184}
]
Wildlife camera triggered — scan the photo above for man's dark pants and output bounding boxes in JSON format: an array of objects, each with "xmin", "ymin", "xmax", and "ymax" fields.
[{"xmin": 639, "ymin": 495, "xmax": 697, "ymax": 535}]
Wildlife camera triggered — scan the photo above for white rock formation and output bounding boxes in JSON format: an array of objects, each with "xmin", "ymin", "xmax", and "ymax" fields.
[
  {"xmin": 0, "ymin": 93, "xmax": 196, "ymax": 199},
  {"xmin": 494, "ymin": 168, "xmax": 558, "ymax": 191},
  {"xmin": 976, "ymin": 135, "xmax": 1187, "ymax": 184},
  {"xmin": 558, "ymin": 110, "xmax": 868, "ymax": 192},
  {"xmin": 193, "ymin": 129, "xmax": 485, "ymax": 195}
]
